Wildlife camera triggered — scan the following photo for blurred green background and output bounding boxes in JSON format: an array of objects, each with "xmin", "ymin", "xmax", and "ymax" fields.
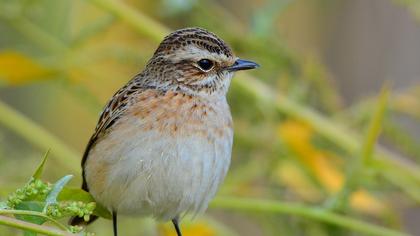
[{"xmin": 0, "ymin": 0, "xmax": 419, "ymax": 235}]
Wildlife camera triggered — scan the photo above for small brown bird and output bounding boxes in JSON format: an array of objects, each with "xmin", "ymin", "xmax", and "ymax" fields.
[{"xmin": 70, "ymin": 27, "xmax": 258, "ymax": 236}]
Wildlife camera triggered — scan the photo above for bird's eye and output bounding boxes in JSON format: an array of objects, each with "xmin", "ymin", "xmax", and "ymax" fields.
[{"xmin": 197, "ymin": 59, "xmax": 214, "ymax": 71}]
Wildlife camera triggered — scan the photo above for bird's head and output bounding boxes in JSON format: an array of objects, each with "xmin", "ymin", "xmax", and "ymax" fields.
[{"xmin": 143, "ymin": 27, "xmax": 259, "ymax": 96}]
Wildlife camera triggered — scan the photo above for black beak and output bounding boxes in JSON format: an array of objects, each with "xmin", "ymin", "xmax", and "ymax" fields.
[{"xmin": 227, "ymin": 59, "xmax": 259, "ymax": 72}]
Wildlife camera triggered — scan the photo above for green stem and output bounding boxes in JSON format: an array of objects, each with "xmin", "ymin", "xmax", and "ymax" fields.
[
  {"xmin": 87, "ymin": 0, "xmax": 169, "ymax": 41},
  {"xmin": 0, "ymin": 100, "xmax": 79, "ymax": 173},
  {"xmin": 235, "ymin": 74, "xmax": 420, "ymax": 182},
  {"xmin": 0, "ymin": 14, "xmax": 68, "ymax": 54},
  {"xmin": 0, "ymin": 209, "xmax": 68, "ymax": 231},
  {"xmin": 0, "ymin": 215, "xmax": 73, "ymax": 236},
  {"xmin": 211, "ymin": 197, "xmax": 408, "ymax": 236},
  {"xmin": 361, "ymin": 85, "xmax": 390, "ymax": 165},
  {"xmin": 327, "ymin": 85, "xmax": 390, "ymax": 210}
]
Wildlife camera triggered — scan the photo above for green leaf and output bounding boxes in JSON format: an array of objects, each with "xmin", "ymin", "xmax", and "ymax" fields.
[
  {"xmin": 58, "ymin": 188, "xmax": 112, "ymax": 219},
  {"xmin": 0, "ymin": 201, "xmax": 7, "ymax": 209},
  {"xmin": 32, "ymin": 150, "xmax": 50, "ymax": 179},
  {"xmin": 57, "ymin": 188, "xmax": 95, "ymax": 202},
  {"xmin": 15, "ymin": 202, "xmax": 47, "ymax": 236},
  {"xmin": 361, "ymin": 84, "xmax": 390, "ymax": 165},
  {"xmin": 44, "ymin": 175, "xmax": 73, "ymax": 208},
  {"xmin": 93, "ymin": 203, "xmax": 112, "ymax": 219},
  {"xmin": 15, "ymin": 201, "xmax": 46, "ymax": 225}
]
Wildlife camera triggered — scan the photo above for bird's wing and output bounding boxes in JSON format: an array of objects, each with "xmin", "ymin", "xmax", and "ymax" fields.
[
  {"xmin": 70, "ymin": 81, "xmax": 136, "ymax": 226},
  {"xmin": 81, "ymin": 78, "xmax": 144, "ymax": 191}
]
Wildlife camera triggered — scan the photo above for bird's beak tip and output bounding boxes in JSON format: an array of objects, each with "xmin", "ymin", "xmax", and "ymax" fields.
[{"xmin": 227, "ymin": 59, "xmax": 260, "ymax": 72}]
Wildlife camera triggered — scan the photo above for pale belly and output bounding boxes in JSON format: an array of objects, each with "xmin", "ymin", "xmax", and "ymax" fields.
[{"xmin": 84, "ymin": 112, "xmax": 233, "ymax": 221}]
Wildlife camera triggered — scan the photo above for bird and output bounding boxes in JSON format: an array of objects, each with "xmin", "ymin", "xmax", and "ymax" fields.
[{"xmin": 69, "ymin": 27, "xmax": 259, "ymax": 236}]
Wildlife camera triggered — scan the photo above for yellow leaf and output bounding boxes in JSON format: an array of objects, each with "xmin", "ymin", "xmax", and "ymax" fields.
[
  {"xmin": 159, "ymin": 221, "xmax": 215, "ymax": 236},
  {"xmin": 278, "ymin": 120, "xmax": 386, "ymax": 215},
  {"xmin": 0, "ymin": 51, "xmax": 51, "ymax": 85},
  {"xmin": 278, "ymin": 120, "xmax": 343, "ymax": 193},
  {"xmin": 311, "ymin": 152, "xmax": 344, "ymax": 193},
  {"xmin": 274, "ymin": 160, "xmax": 322, "ymax": 201},
  {"xmin": 350, "ymin": 190, "xmax": 386, "ymax": 215}
]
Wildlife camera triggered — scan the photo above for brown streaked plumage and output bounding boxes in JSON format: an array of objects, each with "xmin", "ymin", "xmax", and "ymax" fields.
[{"xmin": 70, "ymin": 27, "xmax": 258, "ymax": 236}]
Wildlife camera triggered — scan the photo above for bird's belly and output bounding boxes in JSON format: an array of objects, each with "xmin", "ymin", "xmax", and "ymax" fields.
[{"xmin": 85, "ymin": 124, "xmax": 232, "ymax": 220}]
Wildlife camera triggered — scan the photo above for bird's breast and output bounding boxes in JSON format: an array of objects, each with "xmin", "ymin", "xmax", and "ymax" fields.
[
  {"xmin": 128, "ymin": 90, "xmax": 233, "ymax": 139},
  {"xmin": 84, "ymin": 90, "xmax": 233, "ymax": 220}
]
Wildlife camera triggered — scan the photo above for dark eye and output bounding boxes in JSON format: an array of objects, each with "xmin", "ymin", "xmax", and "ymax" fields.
[{"xmin": 197, "ymin": 59, "xmax": 214, "ymax": 71}]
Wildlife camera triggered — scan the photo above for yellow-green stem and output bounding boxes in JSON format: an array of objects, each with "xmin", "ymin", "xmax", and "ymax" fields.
[
  {"xmin": 0, "ymin": 100, "xmax": 79, "ymax": 173},
  {"xmin": 235, "ymin": 74, "xmax": 420, "ymax": 181},
  {"xmin": 0, "ymin": 215, "xmax": 73, "ymax": 236},
  {"xmin": 211, "ymin": 197, "xmax": 408, "ymax": 236},
  {"xmin": 87, "ymin": 0, "xmax": 169, "ymax": 41},
  {"xmin": 326, "ymin": 85, "xmax": 390, "ymax": 210},
  {"xmin": 0, "ymin": 209, "xmax": 68, "ymax": 231}
]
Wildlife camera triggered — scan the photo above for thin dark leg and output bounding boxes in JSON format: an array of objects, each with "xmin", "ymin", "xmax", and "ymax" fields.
[
  {"xmin": 113, "ymin": 212, "xmax": 118, "ymax": 236},
  {"xmin": 172, "ymin": 217, "xmax": 182, "ymax": 236}
]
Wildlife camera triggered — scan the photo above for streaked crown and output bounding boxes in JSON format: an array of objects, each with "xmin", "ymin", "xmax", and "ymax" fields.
[
  {"xmin": 154, "ymin": 28, "xmax": 234, "ymax": 58},
  {"xmin": 136, "ymin": 27, "xmax": 258, "ymax": 96}
]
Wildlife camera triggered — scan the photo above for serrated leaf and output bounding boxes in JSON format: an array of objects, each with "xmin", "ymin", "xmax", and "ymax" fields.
[
  {"xmin": 58, "ymin": 187, "xmax": 112, "ymax": 219},
  {"xmin": 32, "ymin": 150, "xmax": 50, "ymax": 179},
  {"xmin": 43, "ymin": 175, "xmax": 73, "ymax": 212}
]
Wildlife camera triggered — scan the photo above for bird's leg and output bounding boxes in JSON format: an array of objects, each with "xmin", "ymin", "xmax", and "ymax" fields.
[
  {"xmin": 113, "ymin": 211, "xmax": 118, "ymax": 236},
  {"xmin": 172, "ymin": 216, "xmax": 182, "ymax": 236}
]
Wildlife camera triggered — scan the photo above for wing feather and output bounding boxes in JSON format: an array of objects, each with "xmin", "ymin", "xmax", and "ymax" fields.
[{"xmin": 81, "ymin": 78, "xmax": 145, "ymax": 191}]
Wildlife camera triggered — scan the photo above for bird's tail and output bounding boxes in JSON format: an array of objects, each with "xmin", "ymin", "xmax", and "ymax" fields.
[{"xmin": 69, "ymin": 214, "xmax": 99, "ymax": 226}]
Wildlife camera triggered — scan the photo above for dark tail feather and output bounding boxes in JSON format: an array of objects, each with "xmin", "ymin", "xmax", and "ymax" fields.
[{"xmin": 69, "ymin": 214, "xmax": 99, "ymax": 226}]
